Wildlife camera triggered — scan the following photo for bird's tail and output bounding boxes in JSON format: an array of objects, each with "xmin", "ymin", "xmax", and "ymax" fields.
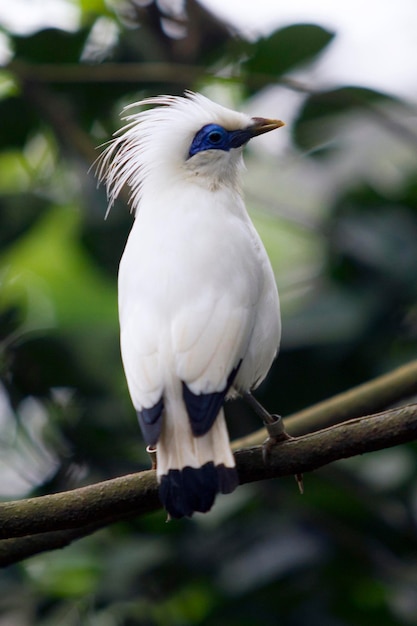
[{"xmin": 156, "ymin": 393, "xmax": 238, "ymax": 518}]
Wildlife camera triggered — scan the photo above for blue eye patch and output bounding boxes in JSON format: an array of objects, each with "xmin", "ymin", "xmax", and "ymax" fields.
[{"xmin": 188, "ymin": 124, "xmax": 252, "ymax": 158}]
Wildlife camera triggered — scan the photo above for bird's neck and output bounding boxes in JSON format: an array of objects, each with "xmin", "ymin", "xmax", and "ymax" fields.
[
  {"xmin": 128, "ymin": 151, "xmax": 245, "ymax": 216},
  {"xmin": 183, "ymin": 150, "xmax": 244, "ymax": 192},
  {"xmin": 134, "ymin": 175, "xmax": 247, "ymax": 223}
]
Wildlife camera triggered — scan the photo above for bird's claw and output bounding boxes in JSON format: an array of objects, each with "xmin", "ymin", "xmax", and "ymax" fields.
[
  {"xmin": 146, "ymin": 445, "xmax": 157, "ymax": 470},
  {"xmin": 261, "ymin": 415, "xmax": 304, "ymax": 493},
  {"xmin": 261, "ymin": 414, "xmax": 292, "ymax": 463},
  {"xmin": 243, "ymin": 393, "xmax": 304, "ymax": 493},
  {"xmin": 264, "ymin": 414, "xmax": 291, "ymax": 441}
]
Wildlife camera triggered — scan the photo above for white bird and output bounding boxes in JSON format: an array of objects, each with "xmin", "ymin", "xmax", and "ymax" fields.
[{"xmin": 98, "ymin": 91, "xmax": 283, "ymax": 518}]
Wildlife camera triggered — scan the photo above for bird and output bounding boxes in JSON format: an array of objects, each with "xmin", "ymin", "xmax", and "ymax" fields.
[{"xmin": 97, "ymin": 91, "xmax": 284, "ymax": 518}]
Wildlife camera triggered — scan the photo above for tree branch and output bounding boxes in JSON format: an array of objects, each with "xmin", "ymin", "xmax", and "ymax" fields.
[
  {"xmin": 8, "ymin": 60, "xmax": 202, "ymax": 86},
  {"xmin": 20, "ymin": 79, "xmax": 98, "ymax": 164},
  {"xmin": 233, "ymin": 358, "xmax": 417, "ymax": 449},
  {"xmin": 235, "ymin": 404, "xmax": 417, "ymax": 484},
  {"xmin": 9, "ymin": 59, "xmax": 417, "ymax": 160},
  {"xmin": 0, "ymin": 469, "xmax": 160, "ymax": 542},
  {"xmin": 1, "ymin": 398, "xmax": 417, "ymax": 566},
  {"xmin": 0, "ymin": 523, "xmax": 106, "ymax": 568}
]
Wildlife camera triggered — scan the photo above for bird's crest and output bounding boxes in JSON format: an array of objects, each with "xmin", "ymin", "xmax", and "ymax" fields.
[{"xmin": 95, "ymin": 91, "xmax": 251, "ymax": 217}]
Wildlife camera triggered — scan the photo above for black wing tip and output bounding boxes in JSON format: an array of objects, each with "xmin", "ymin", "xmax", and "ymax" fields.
[
  {"xmin": 159, "ymin": 462, "xmax": 239, "ymax": 519},
  {"xmin": 181, "ymin": 383, "xmax": 225, "ymax": 437},
  {"xmin": 136, "ymin": 397, "xmax": 164, "ymax": 446},
  {"xmin": 182, "ymin": 363, "xmax": 241, "ymax": 437}
]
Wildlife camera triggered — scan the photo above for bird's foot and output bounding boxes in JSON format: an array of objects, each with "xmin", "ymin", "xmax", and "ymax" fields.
[
  {"xmin": 146, "ymin": 445, "xmax": 157, "ymax": 470},
  {"xmin": 262, "ymin": 413, "xmax": 293, "ymax": 463},
  {"xmin": 262, "ymin": 418, "xmax": 304, "ymax": 494},
  {"xmin": 243, "ymin": 393, "xmax": 304, "ymax": 495},
  {"xmin": 243, "ymin": 391, "xmax": 292, "ymax": 445}
]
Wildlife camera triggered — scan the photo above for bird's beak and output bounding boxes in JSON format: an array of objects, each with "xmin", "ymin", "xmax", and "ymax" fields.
[
  {"xmin": 249, "ymin": 117, "xmax": 285, "ymax": 137},
  {"xmin": 225, "ymin": 118, "xmax": 286, "ymax": 150}
]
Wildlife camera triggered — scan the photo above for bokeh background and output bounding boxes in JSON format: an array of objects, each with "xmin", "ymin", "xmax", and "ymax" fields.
[{"xmin": 1, "ymin": 0, "xmax": 417, "ymax": 624}]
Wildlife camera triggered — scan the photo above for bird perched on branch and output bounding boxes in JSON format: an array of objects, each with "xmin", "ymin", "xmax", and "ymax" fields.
[{"xmin": 97, "ymin": 91, "xmax": 283, "ymax": 518}]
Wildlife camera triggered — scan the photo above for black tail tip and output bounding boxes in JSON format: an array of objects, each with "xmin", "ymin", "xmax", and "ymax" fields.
[{"xmin": 159, "ymin": 462, "xmax": 239, "ymax": 519}]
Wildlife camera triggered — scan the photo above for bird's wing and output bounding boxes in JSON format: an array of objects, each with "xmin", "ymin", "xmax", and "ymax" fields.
[
  {"xmin": 172, "ymin": 293, "xmax": 254, "ymax": 436},
  {"xmin": 119, "ymin": 203, "xmax": 262, "ymax": 445},
  {"xmin": 120, "ymin": 305, "xmax": 166, "ymax": 446},
  {"xmin": 120, "ymin": 295, "xmax": 252, "ymax": 444}
]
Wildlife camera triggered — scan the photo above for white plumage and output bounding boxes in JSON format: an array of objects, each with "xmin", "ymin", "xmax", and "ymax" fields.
[{"xmin": 98, "ymin": 91, "xmax": 283, "ymax": 518}]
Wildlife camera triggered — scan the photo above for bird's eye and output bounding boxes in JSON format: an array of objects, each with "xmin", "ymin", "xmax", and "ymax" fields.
[
  {"xmin": 188, "ymin": 124, "xmax": 228, "ymax": 158},
  {"xmin": 207, "ymin": 131, "xmax": 223, "ymax": 144}
]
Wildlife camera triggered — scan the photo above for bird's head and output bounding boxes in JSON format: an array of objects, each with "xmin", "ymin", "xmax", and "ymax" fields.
[{"xmin": 97, "ymin": 91, "xmax": 284, "ymax": 214}]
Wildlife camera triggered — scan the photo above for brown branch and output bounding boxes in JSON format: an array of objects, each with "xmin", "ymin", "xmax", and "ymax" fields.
[
  {"xmin": 20, "ymin": 80, "xmax": 98, "ymax": 164},
  {"xmin": 8, "ymin": 60, "xmax": 202, "ymax": 86},
  {"xmin": 0, "ymin": 523, "xmax": 105, "ymax": 568},
  {"xmin": 235, "ymin": 404, "xmax": 417, "ymax": 484},
  {"xmin": 1, "ymin": 357, "xmax": 417, "ymax": 566},
  {"xmin": 0, "ymin": 470, "xmax": 159, "ymax": 542},
  {"xmin": 9, "ymin": 60, "xmax": 417, "ymax": 157},
  {"xmin": 233, "ymin": 358, "xmax": 417, "ymax": 449},
  {"xmin": 1, "ymin": 401, "xmax": 417, "ymax": 567}
]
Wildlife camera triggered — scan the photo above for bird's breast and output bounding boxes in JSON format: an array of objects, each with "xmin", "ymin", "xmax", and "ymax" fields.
[{"xmin": 119, "ymin": 184, "xmax": 268, "ymax": 318}]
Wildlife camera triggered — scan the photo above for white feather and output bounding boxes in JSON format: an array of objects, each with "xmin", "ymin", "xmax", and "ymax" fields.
[
  {"xmin": 98, "ymin": 91, "xmax": 282, "ymax": 516},
  {"xmin": 97, "ymin": 91, "xmax": 251, "ymax": 215}
]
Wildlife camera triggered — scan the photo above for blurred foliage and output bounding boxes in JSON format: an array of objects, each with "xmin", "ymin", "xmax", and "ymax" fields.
[
  {"xmin": 244, "ymin": 23, "xmax": 335, "ymax": 81},
  {"xmin": 0, "ymin": 0, "xmax": 417, "ymax": 624}
]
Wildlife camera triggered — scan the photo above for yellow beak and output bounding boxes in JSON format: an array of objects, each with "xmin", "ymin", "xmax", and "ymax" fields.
[{"xmin": 249, "ymin": 117, "xmax": 285, "ymax": 136}]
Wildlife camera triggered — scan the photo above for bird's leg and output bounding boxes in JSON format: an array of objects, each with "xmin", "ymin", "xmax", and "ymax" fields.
[
  {"xmin": 146, "ymin": 445, "xmax": 157, "ymax": 471},
  {"xmin": 146, "ymin": 446, "xmax": 172, "ymax": 521},
  {"xmin": 243, "ymin": 392, "xmax": 304, "ymax": 494},
  {"xmin": 243, "ymin": 391, "xmax": 291, "ymax": 442}
]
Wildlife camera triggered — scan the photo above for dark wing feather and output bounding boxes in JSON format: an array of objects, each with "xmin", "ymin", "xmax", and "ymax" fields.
[
  {"xmin": 137, "ymin": 397, "xmax": 164, "ymax": 446},
  {"xmin": 182, "ymin": 363, "xmax": 240, "ymax": 437}
]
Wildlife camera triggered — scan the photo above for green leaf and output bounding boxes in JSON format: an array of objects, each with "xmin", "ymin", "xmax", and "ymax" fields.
[
  {"xmin": 0, "ymin": 96, "xmax": 40, "ymax": 148},
  {"xmin": 12, "ymin": 27, "xmax": 90, "ymax": 64},
  {"xmin": 0, "ymin": 206, "xmax": 117, "ymax": 329},
  {"xmin": 79, "ymin": 0, "xmax": 113, "ymax": 18},
  {"xmin": 27, "ymin": 552, "xmax": 101, "ymax": 598},
  {"xmin": 245, "ymin": 23, "xmax": 335, "ymax": 77},
  {"xmin": 293, "ymin": 86, "xmax": 395, "ymax": 151}
]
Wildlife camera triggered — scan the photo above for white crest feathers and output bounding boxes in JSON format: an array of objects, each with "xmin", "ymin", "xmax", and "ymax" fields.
[{"xmin": 96, "ymin": 91, "xmax": 251, "ymax": 216}]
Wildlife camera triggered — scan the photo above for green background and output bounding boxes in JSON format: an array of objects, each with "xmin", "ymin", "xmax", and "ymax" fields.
[{"xmin": 1, "ymin": 1, "xmax": 417, "ymax": 624}]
